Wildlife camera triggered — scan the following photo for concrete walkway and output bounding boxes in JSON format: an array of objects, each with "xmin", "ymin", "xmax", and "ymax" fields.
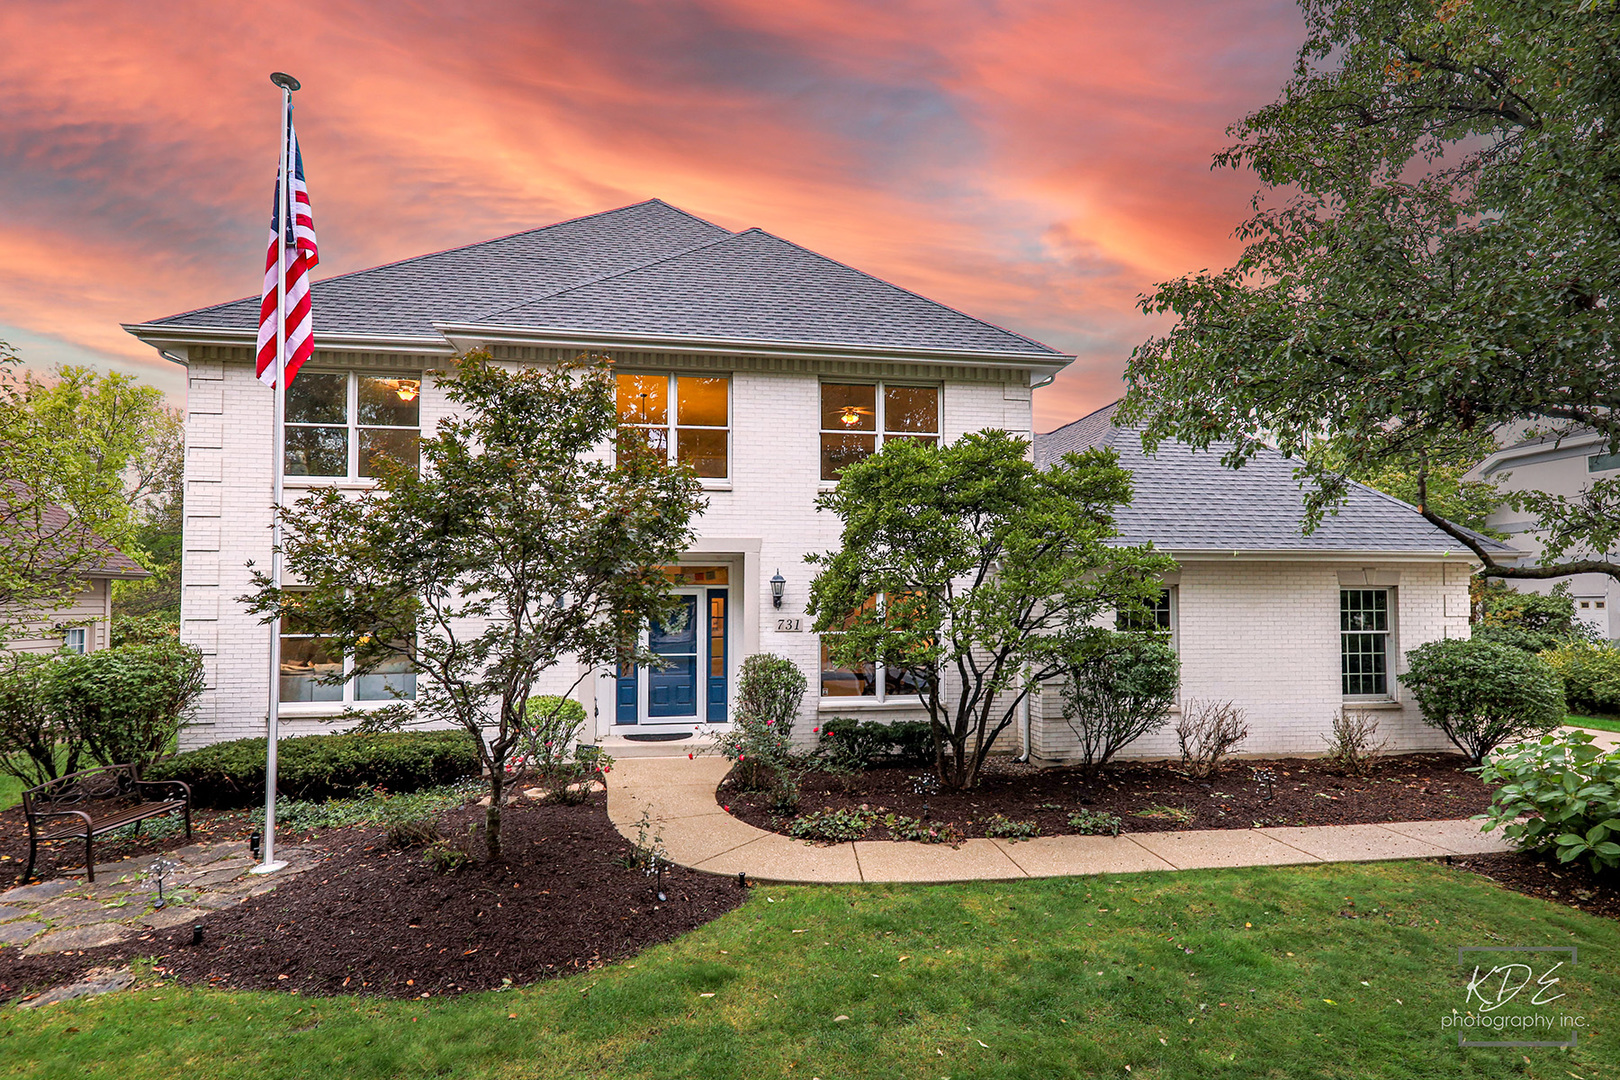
[{"xmin": 607, "ymin": 756, "xmax": 1515, "ymax": 885}]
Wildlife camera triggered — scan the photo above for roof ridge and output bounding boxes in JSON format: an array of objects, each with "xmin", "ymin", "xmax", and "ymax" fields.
[
  {"xmin": 726, "ymin": 227, "xmax": 1067, "ymax": 357},
  {"xmin": 469, "ymin": 227, "xmax": 742, "ymax": 322},
  {"xmin": 149, "ymin": 199, "xmax": 729, "ymax": 327}
]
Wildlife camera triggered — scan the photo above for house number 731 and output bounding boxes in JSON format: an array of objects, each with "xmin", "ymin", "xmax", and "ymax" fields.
[{"xmin": 775, "ymin": 618, "xmax": 804, "ymax": 632}]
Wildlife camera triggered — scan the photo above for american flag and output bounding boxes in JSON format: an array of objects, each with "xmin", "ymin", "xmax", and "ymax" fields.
[{"xmin": 255, "ymin": 106, "xmax": 319, "ymax": 388}]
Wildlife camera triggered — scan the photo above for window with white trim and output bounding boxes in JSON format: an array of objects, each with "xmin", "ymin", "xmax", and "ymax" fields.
[
  {"xmin": 60, "ymin": 627, "xmax": 87, "ymax": 654},
  {"xmin": 1588, "ymin": 451, "xmax": 1620, "ymax": 473},
  {"xmin": 616, "ymin": 373, "xmax": 730, "ymax": 479},
  {"xmin": 1341, "ymin": 588, "xmax": 1391, "ymax": 698},
  {"xmin": 820, "ymin": 382, "xmax": 940, "ymax": 481},
  {"xmin": 818, "ymin": 594, "xmax": 931, "ymax": 701},
  {"xmin": 285, "ymin": 372, "xmax": 421, "ymax": 480},
  {"xmin": 279, "ymin": 600, "xmax": 416, "ymax": 706}
]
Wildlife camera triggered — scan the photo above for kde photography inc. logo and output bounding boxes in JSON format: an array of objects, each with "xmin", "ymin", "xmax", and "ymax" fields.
[{"xmin": 1444, "ymin": 946, "xmax": 1583, "ymax": 1048}]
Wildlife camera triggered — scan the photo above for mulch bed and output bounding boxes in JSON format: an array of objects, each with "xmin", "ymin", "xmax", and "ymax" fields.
[
  {"xmin": 0, "ymin": 792, "xmax": 745, "ymax": 1001},
  {"xmin": 725, "ymin": 753, "xmax": 1496, "ymax": 840},
  {"xmin": 1446, "ymin": 852, "xmax": 1620, "ymax": 923}
]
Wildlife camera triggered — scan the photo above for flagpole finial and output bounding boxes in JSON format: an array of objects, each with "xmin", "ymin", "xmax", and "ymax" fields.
[{"xmin": 270, "ymin": 72, "xmax": 301, "ymax": 92}]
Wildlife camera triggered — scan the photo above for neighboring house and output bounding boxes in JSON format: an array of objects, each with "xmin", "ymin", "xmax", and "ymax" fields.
[
  {"xmin": 0, "ymin": 493, "xmax": 149, "ymax": 655},
  {"xmin": 1466, "ymin": 428, "xmax": 1618, "ymax": 640},
  {"xmin": 1026, "ymin": 403, "xmax": 1518, "ymax": 763},
  {"xmin": 125, "ymin": 199, "xmax": 1068, "ymax": 749}
]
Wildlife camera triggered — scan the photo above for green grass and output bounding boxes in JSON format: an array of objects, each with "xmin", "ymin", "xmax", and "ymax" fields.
[
  {"xmin": 0, "ymin": 770, "xmax": 21, "ymax": 812},
  {"xmin": 1568, "ymin": 714, "xmax": 1620, "ymax": 734},
  {"xmin": 4, "ymin": 862, "xmax": 1619, "ymax": 1079}
]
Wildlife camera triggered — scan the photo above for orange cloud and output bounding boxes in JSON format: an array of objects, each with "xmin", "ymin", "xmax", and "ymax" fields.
[{"xmin": 0, "ymin": 0, "xmax": 1302, "ymax": 425}]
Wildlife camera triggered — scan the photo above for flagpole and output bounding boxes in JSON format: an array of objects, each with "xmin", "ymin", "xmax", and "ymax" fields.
[{"xmin": 254, "ymin": 71, "xmax": 299, "ymax": 876}]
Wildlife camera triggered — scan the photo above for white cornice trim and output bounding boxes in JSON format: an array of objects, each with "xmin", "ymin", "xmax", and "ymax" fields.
[
  {"xmin": 1160, "ymin": 549, "xmax": 1496, "ymax": 563},
  {"xmin": 431, "ymin": 321, "xmax": 1073, "ymax": 376},
  {"xmin": 122, "ymin": 323, "xmax": 454, "ymax": 358}
]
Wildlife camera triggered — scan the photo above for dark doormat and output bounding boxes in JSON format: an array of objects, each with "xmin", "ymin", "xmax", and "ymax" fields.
[{"xmin": 621, "ymin": 732, "xmax": 693, "ymax": 742}]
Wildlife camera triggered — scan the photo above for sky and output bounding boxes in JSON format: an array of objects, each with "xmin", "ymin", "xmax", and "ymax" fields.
[{"xmin": 0, "ymin": 0, "xmax": 1305, "ymax": 431}]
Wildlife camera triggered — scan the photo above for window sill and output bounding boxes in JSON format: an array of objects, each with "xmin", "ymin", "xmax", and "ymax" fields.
[
  {"xmin": 1342, "ymin": 699, "xmax": 1403, "ymax": 710},
  {"xmin": 700, "ymin": 480, "xmax": 732, "ymax": 491},
  {"xmin": 279, "ymin": 700, "xmax": 410, "ymax": 717},
  {"xmin": 284, "ymin": 478, "xmax": 380, "ymax": 490},
  {"xmin": 817, "ymin": 697, "xmax": 927, "ymax": 712}
]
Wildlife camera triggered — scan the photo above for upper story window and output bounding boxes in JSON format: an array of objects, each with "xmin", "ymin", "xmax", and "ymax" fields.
[
  {"xmin": 820, "ymin": 382, "xmax": 940, "ymax": 481},
  {"xmin": 616, "ymin": 373, "xmax": 729, "ymax": 480},
  {"xmin": 1341, "ymin": 588, "xmax": 1392, "ymax": 699},
  {"xmin": 1588, "ymin": 451, "xmax": 1620, "ymax": 473},
  {"xmin": 285, "ymin": 372, "xmax": 422, "ymax": 480}
]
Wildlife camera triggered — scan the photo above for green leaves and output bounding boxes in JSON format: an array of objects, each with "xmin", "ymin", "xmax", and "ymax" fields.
[
  {"xmin": 1399, "ymin": 637, "xmax": 1565, "ymax": 762},
  {"xmin": 807, "ymin": 430, "xmax": 1174, "ymax": 789},
  {"xmin": 1476, "ymin": 729, "xmax": 1620, "ymax": 874},
  {"xmin": 1124, "ymin": 0, "xmax": 1620, "ymax": 583}
]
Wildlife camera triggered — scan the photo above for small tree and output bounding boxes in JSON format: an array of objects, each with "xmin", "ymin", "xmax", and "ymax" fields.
[
  {"xmin": 1400, "ymin": 638, "xmax": 1565, "ymax": 764},
  {"xmin": 808, "ymin": 430, "xmax": 1174, "ymax": 790},
  {"xmin": 246, "ymin": 353, "xmax": 704, "ymax": 859},
  {"xmin": 0, "ymin": 652, "xmax": 77, "ymax": 788},
  {"xmin": 1060, "ymin": 630, "xmax": 1180, "ymax": 776}
]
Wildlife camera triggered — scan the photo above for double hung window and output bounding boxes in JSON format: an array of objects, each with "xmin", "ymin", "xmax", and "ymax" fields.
[
  {"xmin": 279, "ymin": 599, "xmax": 416, "ymax": 706},
  {"xmin": 820, "ymin": 383, "xmax": 939, "ymax": 481},
  {"xmin": 819, "ymin": 594, "xmax": 930, "ymax": 701},
  {"xmin": 285, "ymin": 372, "xmax": 422, "ymax": 479},
  {"xmin": 1341, "ymin": 589, "xmax": 1392, "ymax": 698},
  {"xmin": 616, "ymin": 373, "xmax": 730, "ymax": 479}
]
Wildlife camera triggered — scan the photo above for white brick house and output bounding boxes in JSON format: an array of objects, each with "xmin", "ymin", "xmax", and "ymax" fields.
[
  {"xmin": 1028, "ymin": 403, "xmax": 1518, "ymax": 762},
  {"xmin": 125, "ymin": 199, "xmax": 1511, "ymax": 760},
  {"xmin": 125, "ymin": 200, "xmax": 1067, "ymax": 749}
]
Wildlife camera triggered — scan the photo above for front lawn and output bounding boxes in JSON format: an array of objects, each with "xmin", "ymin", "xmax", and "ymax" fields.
[
  {"xmin": 1569, "ymin": 714, "xmax": 1620, "ymax": 735},
  {"xmin": 4, "ymin": 861, "xmax": 1616, "ymax": 1079}
]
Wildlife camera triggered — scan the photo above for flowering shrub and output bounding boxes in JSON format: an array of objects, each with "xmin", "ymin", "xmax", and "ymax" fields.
[
  {"xmin": 512, "ymin": 695, "xmax": 613, "ymax": 804},
  {"xmin": 708, "ymin": 653, "xmax": 805, "ymax": 794}
]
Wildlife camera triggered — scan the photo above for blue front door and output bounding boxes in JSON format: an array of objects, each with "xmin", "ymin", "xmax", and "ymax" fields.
[{"xmin": 647, "ymin": 594, "xmax": 700, "ymax": 719}]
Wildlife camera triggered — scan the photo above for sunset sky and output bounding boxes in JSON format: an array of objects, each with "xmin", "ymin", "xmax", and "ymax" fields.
[{"xmin": 0, "ymin": 0, "xmax": 1304, "ymax": 430}]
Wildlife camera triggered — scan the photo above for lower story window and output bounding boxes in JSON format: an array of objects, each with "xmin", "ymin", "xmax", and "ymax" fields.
[
  {"xmin": 1341, "ymin": 588, "xmax": 1390, "ymax": 697},
  {"xmin": 819, "ymin": 594, "xmax": 931, "ymax": 701},
  {"xmin": 60, "ymin": 627, "xmax": 87, "ymax": 654},
  {"xmin": 280, "ymin": 607, "xmax": 416, "ymax": 705}
]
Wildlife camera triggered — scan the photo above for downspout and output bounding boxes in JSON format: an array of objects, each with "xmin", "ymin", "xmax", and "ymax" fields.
[{"xmin": 1015, "ymin": 673, "xmax": 1033, "ymax": 763}]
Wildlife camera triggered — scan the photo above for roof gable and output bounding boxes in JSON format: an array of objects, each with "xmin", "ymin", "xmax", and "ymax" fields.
[{"xmin": 1036, "ymin": 402, "xmax": 1515, "ymax": 556}]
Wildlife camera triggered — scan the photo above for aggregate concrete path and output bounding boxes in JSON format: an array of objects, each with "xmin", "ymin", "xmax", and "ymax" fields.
[{"xmin": 607, "ymin": 755, "xmax": 1515, "ymax": 885}]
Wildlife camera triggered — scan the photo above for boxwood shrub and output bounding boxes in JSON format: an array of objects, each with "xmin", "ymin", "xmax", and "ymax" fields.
[
  {"xmin": 818, "ymin": 717, "xmax": 934, "ymax": 768},
  {"xmin": 144, "ymin": 730, "xmax": 482, "ymax": 808}
]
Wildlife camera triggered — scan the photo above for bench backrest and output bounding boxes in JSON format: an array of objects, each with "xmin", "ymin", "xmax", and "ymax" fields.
[{"xmin": 21, "ymin": 763, "xmax": 140, "ymax": 819}]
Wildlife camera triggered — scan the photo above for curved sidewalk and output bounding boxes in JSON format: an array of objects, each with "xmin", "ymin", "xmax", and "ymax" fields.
[{"xmin": 606, "ymin": 755, "xmax": 1515, "ymax": 885}]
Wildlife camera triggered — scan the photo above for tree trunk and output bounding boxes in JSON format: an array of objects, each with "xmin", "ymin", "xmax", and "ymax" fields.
[{"xmin": 485, "ymin": 768, "xmax": 503, "ymax": 861}]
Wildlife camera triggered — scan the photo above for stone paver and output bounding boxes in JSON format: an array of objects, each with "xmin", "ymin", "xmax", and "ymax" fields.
[
  {"xmin": 22, "ymin": 922, "xmax": 133, "ymax": 956},
  {"xmin": 17, "ymin": 967, "xmax": 133, "ymax": 1008},
  {"xmin": 138, "ymin": 906, "xmax": 203, "ymax": 930},
  {"xmin": 609, "ymin": 754, "xmax": 1513, "ymax": 884},
  {"xmin": 0, "ymin": 879, "xmax": 76, "ymax": 905},
  {"xmin": 0, "ymin": 903, "xmax": 34, "ymax": 922},
  {"xmin": 0, "ymin": 920, "xmax": 47, "ymax": 946}
]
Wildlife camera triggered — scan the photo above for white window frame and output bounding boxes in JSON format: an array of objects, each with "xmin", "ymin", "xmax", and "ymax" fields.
[
  {"xmin": 615, "ymin": 372, "xmax": 731, "ymax": 485},
  {"xmin": 278, "ymin": 597, "xmax": 417, "ymax": 714},
  {"xmin": 1118, "ymin": 587, "xmax": 1178, "ymax": 652},
  {"xmin": 817, "ymin": 592, "xmax": 930, "ymax": 707},
  {"xmin": 60, "ymin": 627, "xmax": 87, "ymax": 654},
  {"xmin": 1341, "ymin": 587, "xmax": 1396, "ymax": 701},
  {"xmin": 819, "ymin": 380, "xmax": 941, "ymax": 484},
  {"xmin": 284, "ymin": 370, "xmax": 422, "ymax": 484}
]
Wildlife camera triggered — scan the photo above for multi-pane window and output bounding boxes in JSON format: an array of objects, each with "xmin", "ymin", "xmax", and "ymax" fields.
[
  {"xmin": 820, "ymin": 383, "xmax": 940, "ymax": 481},
  {"xmin": 819, "ymin": 594, "xmax": 930, "ymax": 701},
  {"xmin": 60, "ymin": 627, "xmax": 87, "ymax": 654},
  {"xmin": 1341, "ymin": 589, "xmax": 1391, "ymax": 697},
  {"xmin": 616, "ymin": 373, "xmax": 730, "ymax": 479},
  {"xmin": 1118, "ymin": 589, "xmax": 1173, "ymax": 634},
  {"xmin": 285, "ymin": 372, "xmax": 422, "ymax": 480},
  {"xmin": 279, "ymin": 601, "xmax": 416, "ymax": 706}
]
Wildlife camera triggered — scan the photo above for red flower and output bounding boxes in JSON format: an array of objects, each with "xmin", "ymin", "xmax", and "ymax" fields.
[
  {"xmin": 723, "ymin": 805, "xmax": 731, "ymax": 812},
  {"xmin": 688, "ymin": 752, "xmax": 694, "ymax": 760}
]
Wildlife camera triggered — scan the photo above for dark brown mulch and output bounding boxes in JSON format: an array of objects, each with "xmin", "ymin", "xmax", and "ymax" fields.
[
  {"xmin": 725, "ymin": 753, "xmax": 1495, "ymax": 840},
  {"xmin": 0, "ymin": 792, "xmax": 745, "ymax": 1001},
  {"xmin": 1446, "ymin": 851, "xmax": 1620, "ymax": 923}
]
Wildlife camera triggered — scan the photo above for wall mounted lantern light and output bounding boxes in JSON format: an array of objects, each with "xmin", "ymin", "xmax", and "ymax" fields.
[{"xmin": 770, "ymin": 569, "xmax": 786, "ymax": 609}]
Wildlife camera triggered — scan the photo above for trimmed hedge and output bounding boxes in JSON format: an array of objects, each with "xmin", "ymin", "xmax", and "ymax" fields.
[
  {"xmin": 144, "ymin": 730, "xmax": 482, "ymax": 808},
  {"xmin": 819, "ymin": 717, "xmax": 934, "ymax": 768}
]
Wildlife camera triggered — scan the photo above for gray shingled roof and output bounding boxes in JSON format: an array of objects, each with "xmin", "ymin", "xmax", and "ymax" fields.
[
  {"xmin": 145, "ymin": 200, "xmax": 1065, "ymax": 358},
  {"xmin": 1035, "ymin": 402, "xmax": 1517, "ymax": 555},
  {"xmin": 152, "ymin": 200, "xmax": 731, "ymax": 338},
  {"xmin": 0, "ymin": 482, "xmax": 149, "ymax": 579}
]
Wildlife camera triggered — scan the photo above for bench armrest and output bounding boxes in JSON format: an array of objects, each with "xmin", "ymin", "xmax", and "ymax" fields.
[
  {"xmin": 25, "ymin": 808, "xmax": 92, "ymax": 830},
  {"xmin": 134, "ymin": 777, "xmax": 191, "ymax": 801}
]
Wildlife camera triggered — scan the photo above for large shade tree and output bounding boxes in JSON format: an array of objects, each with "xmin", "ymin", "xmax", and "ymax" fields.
[
  {"xmin": 247, "ymin": 353, "xmax": 705, "ymax": 859},
  {"xmin": 1123, "ymin": 0, "xmax": 1620, "ymax": 581},
  {"xmin": 807, "ymin": 431, "xmax": 1174, "ymax": 791}
]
